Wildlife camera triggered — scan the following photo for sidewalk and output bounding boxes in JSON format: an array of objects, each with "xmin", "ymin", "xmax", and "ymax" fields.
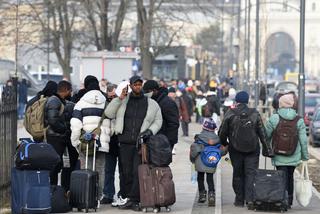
[{"xmin": 16, "ymin": 121, "xmax": 320, "ymax": 214}]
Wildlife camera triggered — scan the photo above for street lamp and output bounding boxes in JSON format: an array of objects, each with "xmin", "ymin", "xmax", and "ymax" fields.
[
  {"xmin": 298, "ymin": 0, "xmax": 305, "ymax": 117},
  {"xmin": 254, "ymin": 0, "xmax": 259, "ymax": 107}
]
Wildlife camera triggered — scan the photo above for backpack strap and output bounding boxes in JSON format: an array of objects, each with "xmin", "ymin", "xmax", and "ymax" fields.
[{"xmin": 91, "ymin": 101, "xmax": 108, "ymax": 137}]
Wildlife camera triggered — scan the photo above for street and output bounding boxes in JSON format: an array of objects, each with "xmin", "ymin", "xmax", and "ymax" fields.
[{"xmin": 14, "ymin": 121, "xmax": 320, "ymax": 214}]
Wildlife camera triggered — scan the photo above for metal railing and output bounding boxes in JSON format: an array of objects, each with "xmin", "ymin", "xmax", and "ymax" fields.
[{"xmin": 0, "ymin": 86, "xmax": 17, "ymax": 211}]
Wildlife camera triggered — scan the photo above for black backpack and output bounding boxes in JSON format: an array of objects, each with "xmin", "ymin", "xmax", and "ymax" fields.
[
  {"xmin": 146, "ymin": 134, "xmax": 172, "ymax": 167},
  {"xmin": 231, "ymin": 108, "xmax": 258, "ymax": 152}
]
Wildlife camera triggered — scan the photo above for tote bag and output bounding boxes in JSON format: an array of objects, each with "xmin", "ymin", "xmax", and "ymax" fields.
[{"xmin": 295, "ymin": 161, "xmax": 312, "ymax": 207}]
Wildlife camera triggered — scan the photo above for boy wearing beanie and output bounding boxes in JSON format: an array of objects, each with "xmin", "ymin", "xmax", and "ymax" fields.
[{"xmin": 190, "ymin": 118, "xmax": 225, "ymax": 207}]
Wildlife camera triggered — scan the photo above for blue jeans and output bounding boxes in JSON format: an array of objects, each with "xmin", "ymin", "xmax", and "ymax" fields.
[
  {"xmin": 103, "ymin": 152, "xmax": 118, "ymax": 199},
  {"xmin": 18, "ymin": 102, "xmax": 26, "ymax": 119}
]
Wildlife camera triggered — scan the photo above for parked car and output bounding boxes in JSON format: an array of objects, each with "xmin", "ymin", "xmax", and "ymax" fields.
[
  {"xmin": 304, "ymin": 93, "xmax": 320, "ymax": 134},
  {"xmin": 309, "ymin": 107, "xmax": 320, "ymax": 147}
]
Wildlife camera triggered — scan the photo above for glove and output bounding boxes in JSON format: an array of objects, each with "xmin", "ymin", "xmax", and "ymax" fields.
[
  {"xmin": 139, "ymin": 129, "xmax": 153, "ymax": 142},
  {"xmin": 262, "ymin": 144, "xmax": 274, "ymax": 158}
]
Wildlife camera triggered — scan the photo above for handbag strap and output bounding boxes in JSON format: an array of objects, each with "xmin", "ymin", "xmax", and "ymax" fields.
[{"xmin": 302, "ymin": 161, "xmax": 310, "ymax": 180}]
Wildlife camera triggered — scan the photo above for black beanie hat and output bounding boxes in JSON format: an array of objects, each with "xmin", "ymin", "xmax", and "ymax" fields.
[
  {"xmin": 42, "ymin": 80, "xmax": 58, "ymax": 97},
  {"xmin": 143, "ymin": 80, "xmax": 159, "ymax": 92},
  {"xmin": 84, "ymin": 75, "xmax": 99, "ymax": 89}
]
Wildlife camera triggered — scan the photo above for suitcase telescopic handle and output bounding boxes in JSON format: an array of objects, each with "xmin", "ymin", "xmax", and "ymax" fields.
[
  {"xmin": 85, "ymin": 140, "xmax": 97, "ymax": 171},
  {"xmin": 140, "ymin": 139, "xmax": 148, "ymax": 164}
]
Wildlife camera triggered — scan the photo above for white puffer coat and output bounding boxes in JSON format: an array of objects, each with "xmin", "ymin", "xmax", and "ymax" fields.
[{"xmin": 70, "ymin": 90, "xmax": 112, "ymax": 152}]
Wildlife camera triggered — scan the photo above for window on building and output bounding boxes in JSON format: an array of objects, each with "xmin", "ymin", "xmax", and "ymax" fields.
[{"xmin": 312, "ymin": 2, "xmax": 316, "ymax": 12}]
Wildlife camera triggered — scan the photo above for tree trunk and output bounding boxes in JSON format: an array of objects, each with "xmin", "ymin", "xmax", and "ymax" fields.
[{"xmin": 141, "ymin": 49, "xmax": 152, "ymax": 79}]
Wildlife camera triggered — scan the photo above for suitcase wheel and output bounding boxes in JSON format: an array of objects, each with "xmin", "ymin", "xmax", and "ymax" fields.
[
  {"xmin": 142, "ymin": 208, "xmax": 147, "ymax": 213},
  {"xmin": 166, "ymin": 207, "xmax": 171, "ymax": 212},
  {"xmin": 153, "ymin": 207, "xmax": 160, "ymax": 213},
  {"xmin": 85, "ymin": 208, "xmax": 89, "ymax": 213}
]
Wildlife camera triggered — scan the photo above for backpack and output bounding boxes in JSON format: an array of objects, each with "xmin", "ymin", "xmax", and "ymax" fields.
[
  {"xmin": 231, "ymin": 108, "xmax": 258, "ymax": 153},
  {"xmin": 24, "ymin": 95, "xmax": 64, "ymax": 140},
  {"xmin": 200, "ymin": 144, "xmax": 222, "ymax": 168},
  {"xmin": 24, "ymin": 95, "xmax": 48, "ymax": 139},
  {"xmin": 272, "ymin": 115, "xmax": 300, "ymax": 156}
]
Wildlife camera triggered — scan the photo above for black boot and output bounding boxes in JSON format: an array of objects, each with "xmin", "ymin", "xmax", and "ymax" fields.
[
  {"xmin": 208, "ymin": 191, "xmax": 215, "ymax": 207},
  {"xmin": 198, "ymin": 191, "xmax": 207, "ymax": 203}
]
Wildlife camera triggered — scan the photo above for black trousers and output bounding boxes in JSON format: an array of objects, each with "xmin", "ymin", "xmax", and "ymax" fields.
[
  {"xmin": 181, "ymin": 121, "xmax": 189, "ymax": 136},
  {"xmin": 229, "ymin": 146, "xmax": 260, "ymax": 202},
  {"xmin": 197, "ymin": 172, "xmax": 215, "ymax": 192},
  {"xmin": 276, "ymin": 166, "xmax": 296, "ymax": 205},
  {"xmin": 119, "ymin": 143, "xmax": 141, "ymax": 202},
  {"xmin": 47, "ymin": 135, "xmax": 67, "ymax": 185},
  {"xmin": 61, "ymin": 139, "xmax": 79, "ymax": 191}
]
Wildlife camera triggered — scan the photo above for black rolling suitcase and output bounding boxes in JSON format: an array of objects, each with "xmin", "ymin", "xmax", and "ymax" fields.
[
  {"xmin": 253, "ymin": 159, "xmax": 288, "ymax": 212},
  {"xmin": 69, "ymin": 142, "xmax": 99, "ymax": 213}
]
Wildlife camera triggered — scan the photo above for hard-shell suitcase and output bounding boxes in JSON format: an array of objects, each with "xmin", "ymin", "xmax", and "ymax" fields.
[
  {"xmin": 69, "ymin": 142, "xmax": 99, "ymax": 213},
  {"xmin": 138, "ymin": 142, "xmax": 176, "ymax": 213},
  {"xmin": 11, "ymin": 168, "xmax": 51, "ymax": 214},
  {"xmin": 253, "ymin": 159, "xmax": 288, "ymax": 212}
]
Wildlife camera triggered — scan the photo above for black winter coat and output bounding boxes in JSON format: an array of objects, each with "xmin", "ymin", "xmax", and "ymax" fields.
[
  {"xmin": 155, "ymin": 88, "xmax": 180, "ymax": 145},
  {"xmin": 45, "ymin": 94, "xmax": 67, "ymax": 137},
  {"xmin": 218, "ymin": 103, "xmax": 267, "ymax": 150},
  {"xmin": 207, "ymin": 94, "xmax": 221, "ymax": 116}
]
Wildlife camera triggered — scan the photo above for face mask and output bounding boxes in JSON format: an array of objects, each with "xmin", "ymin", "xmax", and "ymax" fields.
[
  {"xmin": 176, "ymin": 91, "xmax": 182, "ymax": 97},
  {"xmin": 145, "ymin": 92, "xmax": 153, "ymax": 98}
]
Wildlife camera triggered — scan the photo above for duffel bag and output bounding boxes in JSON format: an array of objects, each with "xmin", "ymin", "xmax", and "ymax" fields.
[
  {"xmin": 147, "ymin": 134, "xmax": 172, "ymax": 167},
  {"xmin": 15, "ymin": 139, "xmax": 61, "ymax": 170}
]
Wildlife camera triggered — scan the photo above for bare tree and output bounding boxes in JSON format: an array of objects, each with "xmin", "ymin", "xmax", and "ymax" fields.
[{"xmin": 81, "ymin": 0, "xmax": 130, "ymax": 51}]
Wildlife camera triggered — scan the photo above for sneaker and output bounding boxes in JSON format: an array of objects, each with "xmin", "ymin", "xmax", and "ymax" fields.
[
  {"xmin": 118, "ymin": 199, "xmax": 134, "ymax": 210},
  {"xmin": 112, "ymin": 196, "xmax": 128, "ymax": 207},
  {"xmin": 100, "ymin": 197, "xmax": 113, "ymax": 204},
  {"xmin": 198, "ymin": 191, "xmax": 207, "ymax": 203},
  {"xmin": 172, "ymin": 148, "xmax": 176, "ymax": 155},
  {"xmin": 208, "ymin": 191, "xmax": 215, "ymax": 207},
  {"xmin": 131, "ymin": 203, "xmax": 141, "ymax": 212},
  {"xmin": 247, "ymin": 201, "xmax": 254, "ymax": 210}
]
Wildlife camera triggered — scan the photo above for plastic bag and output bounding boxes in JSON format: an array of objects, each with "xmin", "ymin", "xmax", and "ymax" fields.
[
  {"xmin": 295, "ymin": 161, "xmax": 312, "ymax": 207},
  {"xmin": 191, "ymin": 164, "xmax": 197, "ymax": 184}
]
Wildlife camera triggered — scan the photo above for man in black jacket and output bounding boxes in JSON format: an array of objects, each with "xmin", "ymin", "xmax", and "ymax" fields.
[
  {"xmin": 218, "ymin": 91, "xmax": 273, "ymax": 210},
  {"xmin": 45, "ymin": 80, "xmax": 72, "ymax": 185},
  {"xmin": 143, "ymin": 80, "xmax": 180, "ymax": 149}
]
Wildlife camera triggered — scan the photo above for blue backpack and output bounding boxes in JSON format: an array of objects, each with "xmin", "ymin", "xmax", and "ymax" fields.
[{"xmin": 196, "ymin": 140, "xmax": 222, "ymax": 168}]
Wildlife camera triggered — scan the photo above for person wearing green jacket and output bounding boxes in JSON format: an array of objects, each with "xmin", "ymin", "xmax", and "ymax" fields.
[{"xmin": 264, "ymin": 93, "xmax": 309, "ymax": 208}]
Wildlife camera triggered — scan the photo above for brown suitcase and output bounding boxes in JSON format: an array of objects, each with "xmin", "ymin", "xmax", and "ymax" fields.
[{"xmin": 138, "ymin": 144, "xmax": 176, "ymax": 212}]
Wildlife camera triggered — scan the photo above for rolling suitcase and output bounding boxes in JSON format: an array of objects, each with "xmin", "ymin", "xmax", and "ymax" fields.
[
  {"xmin": 11, "ymin": 168, "xmax": 51, "ymax": 214},
  {"xmin": 253, "ymin": 159, "xmax": 288, "ymax": 212},
  {"xmin": 69, "ymin": 141, "xmax": 99, "ymax": 213},
  {"xmin": 138, "ymin": 142, "xmax": 176, "ymax": 213}
]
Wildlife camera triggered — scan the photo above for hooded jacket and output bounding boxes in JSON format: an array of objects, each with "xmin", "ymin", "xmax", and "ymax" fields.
[
  {"xmin": 105, "ymin": 94, "xmax": 163, "ymax": 138},
  {"xmin": 70, "ymin": 90, "xmax": 111, "ymax": 152},
  {"xmin": 265, "ymin": 108, "xmax": 309, "ymax": 166}
]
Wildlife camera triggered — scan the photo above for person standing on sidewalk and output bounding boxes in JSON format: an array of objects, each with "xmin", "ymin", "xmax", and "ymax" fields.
[
  {"xmin": 70, "ymin": 76, "xmax": 111, "ymax": 198},
  {"xmin": 218, "ymin": 91, "xmax": 273, "ymax": 209},
  {"xmin": 45, "ymin": 80, "xmax": 72, "ymax": 185},
  {"xmin": 17, "ymin": 79, "xmax": 28, "ymax": 119},
  {"xmin": 264, "ymin": 93, "xmax": 309, "ymax": 209},
  {"xmin": 143, "ymin": 80, "xmax": 179, "ymax": 150},
  {"xmin": 105, "ymin": 75, "xmax": 162, "ymax": 211}
]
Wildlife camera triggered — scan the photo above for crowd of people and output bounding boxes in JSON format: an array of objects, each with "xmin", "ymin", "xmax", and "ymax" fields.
[{"xmin": 22, "ymin": 75, "xmax": 309, "ymax": 211}]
